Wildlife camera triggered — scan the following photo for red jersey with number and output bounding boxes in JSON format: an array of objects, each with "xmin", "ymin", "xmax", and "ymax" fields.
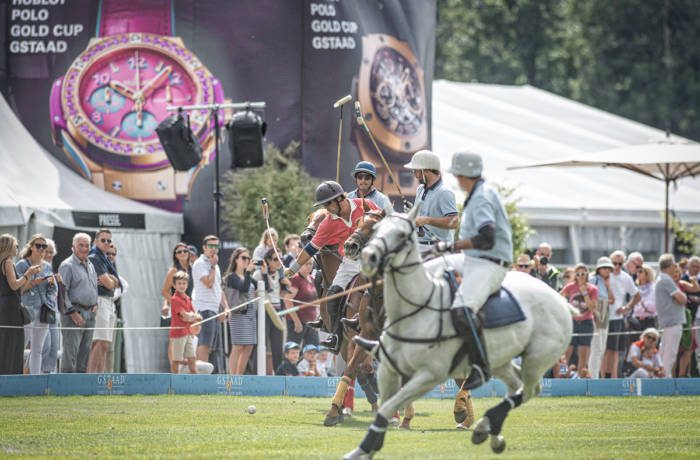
[
  {"xmin": 170, "ymin": 291, "xmax": 195, "ymax": 338},
  {"xmin": 311, "ymin": 199, "xmax": 379, "ymax": 256}
]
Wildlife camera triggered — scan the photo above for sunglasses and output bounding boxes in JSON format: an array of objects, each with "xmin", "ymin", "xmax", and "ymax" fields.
[
  {"xmin": 575, "ymin": 272, "xmax": 588, "ymax": 277},
  {"xmin": 99, "ymin": 238, "xmax": 112, "ymax": 244},
  {"xmin": 206, "ymin": 243, "xmax": 220, "ymax": 249},
  {"xmin": 33, "ymin": 243, "xmax": 48, "ymax": 250},
  {"xmin": 612, "ymin": 262, "xmax": 623, "ymax": 266},
  {"xmin": 517, "ymin": 264, "xmax": 530, "ymax": 269},
  {"xmin": 356, "ymin": 173, "xmax": 373, "ymax": 181},
  {"xmin": 240, "ymin": 255, "xmax": 251, "ymax": 261},
  {"xmin": 106, "ymin": 252, "xmax": 117, "ymax": 257},
  {"xmin": 175, "ymin": 249, "xmax": 189, "ymax": 254}
]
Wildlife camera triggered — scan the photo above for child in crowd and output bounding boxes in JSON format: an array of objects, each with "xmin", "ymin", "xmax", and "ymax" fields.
[
  {"xmin": 317, "ymin": 345, "xmax": 335, "ymax": 376},
  {"xmin": 275, "ymin": 341, "xmax": 300, "ymax": 376},
  {"xmin": 297, "ymin": 344, "xmax": 325, "ymax": 376},
  {"xmin": 169, "ymin": 271, "xmax": 201, "ymax": 374}
]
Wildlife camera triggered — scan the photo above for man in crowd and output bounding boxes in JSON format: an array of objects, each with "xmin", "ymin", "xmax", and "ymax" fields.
[
  {"xmin": 347, "ymin": 161, "xmax": 393, "ymax": 214},
  {"xmin": 87, "ymin": 229, "xmax": 121, "ymax": 373},
  {"xmin": 683, "ymin": 256, "xmax": 700, "ymax": 374},
  {"xmin": 533, "ymin": 242, "xmax": 561, "ymax": 291},
  {"xmin": 59, "ymin": 233, "xmax": 98, "ymax": 373},
  {"xmin": 601, "ymin": 250, "xmax": 640, "ymax": 378},
  {"xmin": 285, "ymin": 180, "xmax": 380, "ymax": 352},
  {"xmin": 624, "ymin": 251, "xmax": 644, "ymax": 281},
  {"xmin": 282, "ymin": 234, "xmax": 302, "ymax": 268},
  {"xmin": 403, "ymin": 150, "xmax": 458, "ymax": 252},
  {"xmin": 192, "ymin": 234, "xmax": 228, "ymax": 364},
  {"xmin": 105, "ymin": 244, "xmax": 128, "ymax": 373},
  {"xmin": 436, "ymin": 151, "xmax": 513, "ymax": 389},
  {"xmin": 656, "ymin": 253, "xmax": 688, "ymax": 377}
]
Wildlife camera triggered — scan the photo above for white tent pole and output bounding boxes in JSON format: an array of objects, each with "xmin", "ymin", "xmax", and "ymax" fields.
[{"xmin": 665, "ymin": 177, "xmax": 670, "ymax": 253}]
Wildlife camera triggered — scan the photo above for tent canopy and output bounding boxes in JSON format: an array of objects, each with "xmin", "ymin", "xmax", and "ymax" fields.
[{"xmin": 432, "ymin": 81, "xmax": 700, "ymax": 224}]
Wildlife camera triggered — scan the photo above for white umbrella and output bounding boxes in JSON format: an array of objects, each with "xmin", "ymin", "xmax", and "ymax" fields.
[{"xmin": 509, "ymin": 141, "xmax": 700, "ymax": 252}]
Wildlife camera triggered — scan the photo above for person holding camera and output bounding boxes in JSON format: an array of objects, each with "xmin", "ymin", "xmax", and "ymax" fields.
[
  {"xmin": 224, "ymin": 247, "xmax": 257, "ymax": 375},
  {"xmin": 533, "ymin": 242, "xmax": 561, "ymax": 291}
]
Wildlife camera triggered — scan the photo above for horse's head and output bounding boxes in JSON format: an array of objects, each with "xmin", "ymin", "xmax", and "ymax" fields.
[
  {"xmin": 300, "ymin": 208, "xmax": 328, "ymax": 246},
  {"xmin": 344, "ymin": 210, "xmax": 384, "ymax": 260},
  {"xmin": 361, "ymin": 203, "xmax": 421, "ymax": 278}
]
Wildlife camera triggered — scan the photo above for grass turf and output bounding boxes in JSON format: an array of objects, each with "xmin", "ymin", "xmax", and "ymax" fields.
[{"xmin": 1, "ymin": 395, "xmax": 699, "ymax": 458}]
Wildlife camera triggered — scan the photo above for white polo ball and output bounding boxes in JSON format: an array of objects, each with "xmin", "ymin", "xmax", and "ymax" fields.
[{"xmin": 247, "ymin": 405, "xmax": 257, "ymax": 414}]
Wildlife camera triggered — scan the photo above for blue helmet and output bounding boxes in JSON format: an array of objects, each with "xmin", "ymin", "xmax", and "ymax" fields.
[{"xmin": 352, "ymin": 161, "xmax": 377, "ymax": 179}]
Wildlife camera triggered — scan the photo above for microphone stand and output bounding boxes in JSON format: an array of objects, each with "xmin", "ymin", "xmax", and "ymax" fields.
[{"xmin": 167, "ymin": 102, "xmax": 266, "ymax": 236}]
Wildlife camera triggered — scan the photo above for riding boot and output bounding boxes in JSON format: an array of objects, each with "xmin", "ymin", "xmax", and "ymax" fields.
[
  {"xmin": 353, "ymin": 335, "xmax": 379, "ymax": 353},
  {"xmin": 320, "ymin": 286, "xmax": 345, "ymax": 353},
  {"xmin": 306, "ymin": 317, "xmax": 325, "ymax": 330},
  {"xmin": 451, "ymin": 306, "xmax": 490, "ymax": 390}
]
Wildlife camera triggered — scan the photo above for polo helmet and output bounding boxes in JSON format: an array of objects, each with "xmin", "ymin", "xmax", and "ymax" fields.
[
  {"xmin": 313, "ymin": 180, "xmax": 345, "ymax": 207},
  {"xmin": 351, "ymin": 161, "xmax": 377, "ymax": 179},
  {"xmin": 404, "ymin": 149, "xmax": 440, "ymax": 170}
]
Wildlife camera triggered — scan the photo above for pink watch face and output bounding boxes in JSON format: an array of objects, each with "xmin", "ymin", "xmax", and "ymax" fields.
[
  {"xmin": 61, "ymin": 34, "xmax": 217, "ymax": 167},
  {"xmin": 80, "ymin": 47, "xmax": 196, "ymax": 144}
]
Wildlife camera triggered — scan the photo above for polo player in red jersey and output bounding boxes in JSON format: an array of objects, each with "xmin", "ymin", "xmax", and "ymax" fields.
[{"xmin": 285, "ymin": 181, "xmax": 379, "ymax": 352}]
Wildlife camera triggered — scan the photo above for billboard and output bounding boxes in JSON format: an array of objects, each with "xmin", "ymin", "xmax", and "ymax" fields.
[{"xmin": 0, "ymin": 0, "xmax": 436, "ymax": 244}]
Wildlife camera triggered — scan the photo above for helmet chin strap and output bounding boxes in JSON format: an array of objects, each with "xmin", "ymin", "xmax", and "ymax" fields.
[{"xmin": 420, "ymin": 169, "xmax": 427, "ymax": 185}]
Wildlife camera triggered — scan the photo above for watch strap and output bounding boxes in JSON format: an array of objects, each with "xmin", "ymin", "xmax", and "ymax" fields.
[{"xmin": 97, "ymin": 0, "xmax": 173, "ymax": 37}]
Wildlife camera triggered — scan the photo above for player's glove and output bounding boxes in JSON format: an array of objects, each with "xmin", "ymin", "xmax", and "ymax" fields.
[{"xmin": 434, "ymin": 241, "xmax": 454, "ymax": 254}]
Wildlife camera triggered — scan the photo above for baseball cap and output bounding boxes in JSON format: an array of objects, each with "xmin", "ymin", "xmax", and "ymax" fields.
[
  {"xmin": 187, "ymin": 245, "xmax": 198, "ymax": 257},
  {"xmin": 302, "ymin": 344, "xmax": 318, "ymax": 354},
  {"xmin": 283, "ymin": 341, "xmax": 300, "ymax": 353},
  {"xmin": 595, "ymin": 256, "xmax": 614, "ymax": 271}
]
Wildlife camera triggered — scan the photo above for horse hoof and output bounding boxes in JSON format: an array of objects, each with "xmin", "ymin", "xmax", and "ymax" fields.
[
  {"xmin": 490, "ymin": 435, "xmax": 506, "ymax": 454},
  {"xmin": 324, "ymin": 415, "xmax": 339, "ymax": 427},
  {"xmin": 399, "ymin": 419, "xmax": 412, "ymax": 430},
  {"xmin": 471, "ymin": 417, "xmax": 490, "ymax": 445},
  {"xmin": 343, "ymin": 447, "xmax": 373, "ymax": 460},
  {"xmin": 454, "ymin": 410, "xmax": 468, "ymax": 424}
]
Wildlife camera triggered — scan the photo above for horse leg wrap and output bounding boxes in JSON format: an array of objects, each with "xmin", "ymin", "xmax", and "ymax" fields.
[
  {"xmin": 343, "ymin": 378, "xmax": 355, "ymax": 410},
  {"xmin": 332, "ymin": 376, "xmax": 352, "ymax": 407},
  {"xmin": 359, "ymin": 414, "xmax": 388, "ymax": 453},
  {"xmin": 484, "ymin": 393, "xmax": 522, "ymax": 436},
  {"xmin": 358, "ymin": 374, "xmax": 378, "ymax": 405}
]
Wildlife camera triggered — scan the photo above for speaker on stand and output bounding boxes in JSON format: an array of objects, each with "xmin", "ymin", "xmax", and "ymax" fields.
[{"xmin": 227, "ymin": 108, "xmax": 267, "ymax": 168}]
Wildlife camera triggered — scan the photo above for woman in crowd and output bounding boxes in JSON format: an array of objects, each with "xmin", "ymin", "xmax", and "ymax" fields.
[
  {"xmin": 633, "ymin": 264, "xmax": 657, "ymax": 330},
  {"xmin": 224, "ymin": 247, "xmax": 258, "ymax": 375},
  {"xmin": 560, "ymin": 263, "xmax": 598, "ymax": 372},
  {"xmin": 284, "ymin": 259, "xmax": 320, "ymax": 348},
  {"xmin": 674, "ymin": 265, "xmax": 699, "ymax": 377},
  {"xmin": 40, "ymin": 239, "xmax": 61, "ymax": 373},
  {"xmin": 16, "ymin": 234, "xmax": 57, "ymax": 375},
  {"xmin": 252, "ymin": 228, "xmax": 279, "ymax": 264},
  {"xmin": 161, "ymin": 242, "xmax": 194, "ymax": 366},
  {"xmin": 252, "ymin": 247, "xmax": 290, "ymax": 373},
  {"xmin": 0, "ymin": 234, "xmax": 41, "ymax": 374}
]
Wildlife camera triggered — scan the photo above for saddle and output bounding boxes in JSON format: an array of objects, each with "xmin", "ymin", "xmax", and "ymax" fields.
[{"xmin": 442, "ymin": 270, "xmax": 526, "ymax": 329}]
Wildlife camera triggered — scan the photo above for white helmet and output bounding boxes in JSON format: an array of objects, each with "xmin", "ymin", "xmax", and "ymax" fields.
[{"xmin": 404, "ymin": 149, "xmax": 440, "ymax": 171}]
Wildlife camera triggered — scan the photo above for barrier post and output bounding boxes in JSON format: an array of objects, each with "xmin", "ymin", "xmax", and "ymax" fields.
[{"xmin": 256, "ymin": 280, "xmax": 267, "ymax": 375}]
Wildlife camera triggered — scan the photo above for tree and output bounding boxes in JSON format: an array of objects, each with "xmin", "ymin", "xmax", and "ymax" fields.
[
  {"xmin": 220, "ymin": 141, "xmax": 318, "ymax": 250},
  {"xmin": 495, "ymin": 183, "xmax": 534, "ymax": 260}
]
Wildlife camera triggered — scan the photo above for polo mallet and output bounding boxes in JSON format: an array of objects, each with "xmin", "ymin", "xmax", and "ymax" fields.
[
  {"xmin": 333, "ymin": 95, "xmax": 353, "ymax": 182},
  {"xmin": 354, "ymin": 101, "xmax": 408, "ymax": 206}
]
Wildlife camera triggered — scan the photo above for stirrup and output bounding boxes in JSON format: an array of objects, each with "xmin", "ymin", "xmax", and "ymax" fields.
[
  {"xmin": 353, "ymin": 336, "xmax": 379, "ymax": 353},
  {"xmin": 306, "ymin": 317, "xmax": 325, "ymax": 330},
  {"xmin": 321, "ymin": 334, "xmax": 341, "ymax": 353},
  {"xmin": 341, "ymin": 316, "xmax": 360, "ymax": 332}
]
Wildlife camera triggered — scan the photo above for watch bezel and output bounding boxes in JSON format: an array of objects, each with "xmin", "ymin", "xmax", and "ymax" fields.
[
  {"xmin": 60, "ymin": 33, "xmax": 217, "ymax": 168},
  {"xmin": 358, "ymin": 34, "xmax": 428, "ymax": 155}
]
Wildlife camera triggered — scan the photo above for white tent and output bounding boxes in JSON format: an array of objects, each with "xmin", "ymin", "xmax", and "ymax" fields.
[
  {"xmin": 0, "ymin": 93, "xmax": 183, "ymax": 372},
  {"xmin": 432, "ymin": 80, "xmax": 700, "ymax": 263}
]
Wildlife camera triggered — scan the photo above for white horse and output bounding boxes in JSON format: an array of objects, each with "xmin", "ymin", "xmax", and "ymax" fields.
[{"xmin": 343, "ymin": 206, "xmax": 573, "ymax": 459}]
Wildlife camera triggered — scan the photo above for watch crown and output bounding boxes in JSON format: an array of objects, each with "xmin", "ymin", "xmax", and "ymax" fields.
[{"xmin": 111, "ymin": 181, "xmax": 123, "ymax": 192}]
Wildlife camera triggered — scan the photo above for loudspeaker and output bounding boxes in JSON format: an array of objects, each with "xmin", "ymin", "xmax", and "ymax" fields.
[
  {"xmin": 228, "ymin": 110, "xmax": 265, "ymax": 168},
  {"xmin": 155, "ymin": 114, "xmax": 202, "ymax": 171}
]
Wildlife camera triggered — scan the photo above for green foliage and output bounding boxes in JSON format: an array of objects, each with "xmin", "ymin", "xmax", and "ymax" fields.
[
  {"xmin": 670, "ymin": 215, "xmax": 700, "ymax": 257},
  {"xmin": 221, "ymin": 141, "xmax": 317, "ymax": 249},
  {"xmin": 495, "ymin": 183, "xmax": 534, "ymax": 260},
  {"xmin": 436, "ymin": 0, "xmax": 700, "ymax": 142},
  {"xmin": 1, "ymin": 396, "xmax": 699, "ymax": 458}
]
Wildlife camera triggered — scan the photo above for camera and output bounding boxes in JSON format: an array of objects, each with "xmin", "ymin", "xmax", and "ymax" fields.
[
  {"xmin": 254, "ymin": 260, "xmax": 264, "ymax": 267},
  {"xmin": 539, "ymin": 256, "xmax": 549, "ymax": 266}
]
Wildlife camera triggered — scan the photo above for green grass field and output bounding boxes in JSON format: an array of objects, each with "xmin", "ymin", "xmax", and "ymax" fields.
[{"xmin": 1, "ymin": 396, "xmax": 699, "ymax": 458}]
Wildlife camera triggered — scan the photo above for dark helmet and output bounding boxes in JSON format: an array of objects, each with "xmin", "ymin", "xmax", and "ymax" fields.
[
  {"xmin": 313, "ymin": 180, "xmax": 345, "ymax": 207},
  {"xmin": 351, "ymin": 161, "xmax": 377, "ymax": 179}
]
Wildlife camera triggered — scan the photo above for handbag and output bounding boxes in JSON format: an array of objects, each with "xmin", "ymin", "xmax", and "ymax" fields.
[
  {"xmin": 19, "ymin": 304, "xmax": 33, "ymax": 325},
  {"xmin": 40, "ymin": 303, "xmax": 56, "ymax": 324}
]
